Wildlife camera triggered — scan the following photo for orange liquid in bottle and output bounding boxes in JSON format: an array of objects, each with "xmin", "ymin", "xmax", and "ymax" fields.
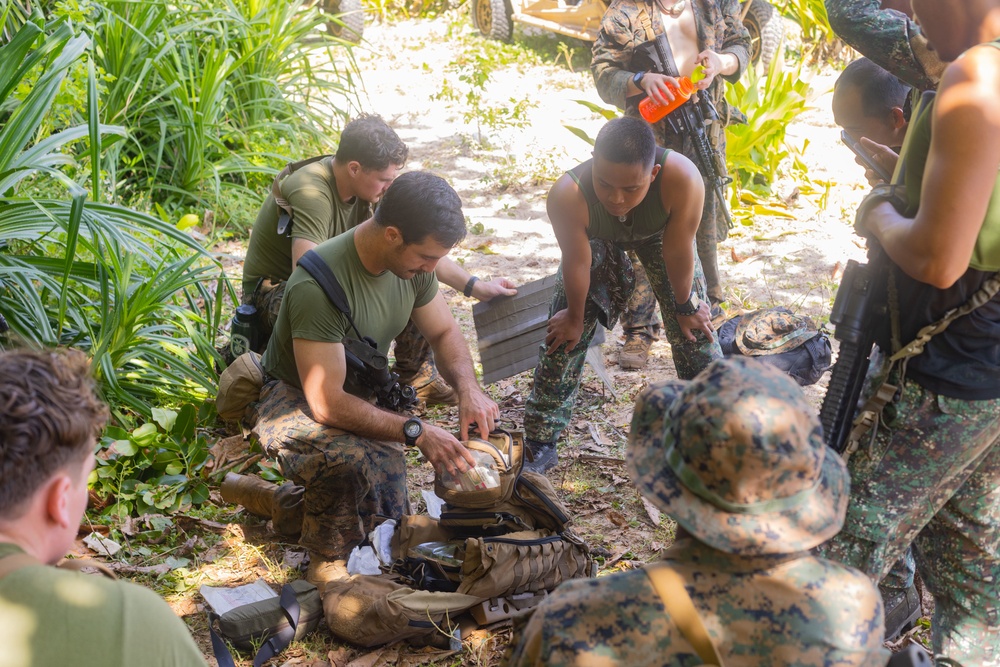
[{"xmin": 638, "ymin": 76, "xmax": 695, "ymax": 123}]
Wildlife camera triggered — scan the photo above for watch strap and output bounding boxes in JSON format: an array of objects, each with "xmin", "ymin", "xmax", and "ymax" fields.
[
  {"xmin": 463, "ymin": 276, "xmax": 479, "ymax": 297},
  {"xmin": 675, "ymin": 294, "xmax": 699, "ymax": 316}
]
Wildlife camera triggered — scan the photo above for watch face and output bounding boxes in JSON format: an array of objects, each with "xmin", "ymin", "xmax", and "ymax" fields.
[{"xmin": 403, "ymin": 419, "xmax": 422, "ymax": 439}]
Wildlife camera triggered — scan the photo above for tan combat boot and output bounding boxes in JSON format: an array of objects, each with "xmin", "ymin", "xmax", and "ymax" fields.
[
  {"xmin": 220, "ymin": 472, "xmax": 277, "ymax": 518},
  {"xmin": 618, "ymin": 331, "xmax": 655, "ymax": 370}
]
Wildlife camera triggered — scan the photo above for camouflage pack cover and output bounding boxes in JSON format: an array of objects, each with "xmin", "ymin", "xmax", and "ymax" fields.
[
  {"xmin": 733, "ymin": 307, "xmax": 819, "ymax": 356},
  {"xmin": 628, "ymin": 357, "xmax": 849, "ymax": 556}
]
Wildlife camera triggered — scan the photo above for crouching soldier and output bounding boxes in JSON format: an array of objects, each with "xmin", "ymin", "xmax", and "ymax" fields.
[{"xmin": 507, "ymin": 357, "xmax": 888, "ymax": 666}]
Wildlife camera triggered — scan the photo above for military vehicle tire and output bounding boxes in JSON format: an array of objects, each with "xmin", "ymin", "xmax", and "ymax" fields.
[
  {"xmin": 743, "ymin": 0, "xmax": 783, "ymax": 68},
  {"xmin": 323, "ymin": 0, "xmax": 365, "ymax": 44},
  {"xmin": 472, "ymin": 0, "xmax": 513, "ymax": 42}
]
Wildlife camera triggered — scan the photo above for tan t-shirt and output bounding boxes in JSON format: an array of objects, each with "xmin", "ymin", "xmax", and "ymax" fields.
[
  {"xmin": 242, "ymin": 157, "xmax": 370, "ymax": 294},
  {"xmin": 262, "ymin": 228, "xmax": 438, "ymax": 390},
  {"xmin": 0, "ymin": 543, "xmax": 207, "ymax": 667}
]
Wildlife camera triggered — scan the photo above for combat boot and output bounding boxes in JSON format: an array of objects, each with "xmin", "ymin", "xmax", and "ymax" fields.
[
  {"xmin": 881, "ymin": 583, "xmax": 922, "ymax": 640},
  {"xmin": 619, "ymin": 329, "xmax": 656, "ymax": 370},
  {"xmin": 523, "ymin": 439, "xmax": 558, "ymax": 474},
  {"xmin": 221, "ymin": 472, "xmax": 276, "ymax": 518},
  {"xmin": 414, "ymin": 375, "xmax": 458, "ymax": 407}
]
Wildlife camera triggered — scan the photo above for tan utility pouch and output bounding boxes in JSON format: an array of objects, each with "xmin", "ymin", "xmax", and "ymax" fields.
[
  {"xmin": 439, "ymin": 469, "xmax": 572, "ymax": 536},
  {"xmin": 434, "ymin": 430, "xmax": 522, "ymax": 508},
  {"xmin": 457, "ymin": 528, "xmax": 594, "ymax": 599},
  {"xmin": 216, "ymin": 351, "xmax": 265, "ymax": 421}
]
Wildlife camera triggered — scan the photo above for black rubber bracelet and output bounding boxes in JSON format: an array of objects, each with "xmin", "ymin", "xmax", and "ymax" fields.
[{"xmin": 463, "ymin": 276, "xmax": 479, "ymax": 297}]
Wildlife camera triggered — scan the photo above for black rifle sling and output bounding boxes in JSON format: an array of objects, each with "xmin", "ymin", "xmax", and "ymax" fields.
[{"xmin": 296, "ymin": 249, "xmax": 364, "ymax": 341}]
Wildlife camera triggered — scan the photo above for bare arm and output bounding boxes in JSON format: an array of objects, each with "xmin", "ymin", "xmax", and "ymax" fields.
[
  {"xmin": 410, "ymin": 293, "xmax": 499, "ymax": 440},
  {"xmin": 659, "ymin": 152, "xmax": 714, "ymax": 341},
  {"xmin": 291, "ymin": 238, "xmax": 318, "ymax": 268},
  {"xmin": 434, "ymin": 257, "xmax": 518, "ymax": 301},
  {"xmin": 294, "ymin": 338, "xmax": 475, "ymax": 474},
  {"xmin": 545, "ymin": 174, "xmax": 593, "ymax": 354},
  {"xmin": 864, "ymin": 47, "xmax": 1000, "ymax": 288}
]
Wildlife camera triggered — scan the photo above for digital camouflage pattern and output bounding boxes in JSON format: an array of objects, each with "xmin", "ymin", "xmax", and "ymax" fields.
[
  {"xmin": 824, "ymin": 0, "xmax": 945, "ymax": 91},
  {"xmin": 620, "ymin": 250, "xmax": 660, "ymax": 336},
  {"xmin": 250, "ymin": 380, "xmax": 409, "ymax": 559},
  {"xmin": 524, "ymin": 239, "xmax": 721, "ymax": 444},
  {"xmin": 591, "ymin": 0, "xmax": 749, "ymax": 303},
  {"xmin": 629, "ymin": 358, "xmax": 848, "ymax": 555},
  {"xmin": 505, "ymin": 538, "xmax": 889, "ymax": 667},
  {"xmin": 816, "ymin": 369, "xmax": 1000, "ymax": 666}
]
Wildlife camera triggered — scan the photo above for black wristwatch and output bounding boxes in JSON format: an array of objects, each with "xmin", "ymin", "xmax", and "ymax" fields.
[
  {"xmin": 675, "ymin": 292, "xmax": 701, "ymax": 317},
  {"xmin": 632, "ymin": 70, "xmax": 646, "ymax": 89},
  {"xmin": 403, "ymin": 417, "xmax": 423, "ymax": 446}
]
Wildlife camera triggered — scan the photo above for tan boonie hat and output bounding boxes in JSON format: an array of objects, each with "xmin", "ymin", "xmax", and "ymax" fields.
[
  {"xmin": 735, "ymin": 307, "xmax": 818, "ymax": 356},
  {"xmin": 217, "ymin": 351, "xmax": 265, "ymax": 421},
  {"xmin": 627, "ymin": 357, "xmax": 849, "ymax": 556}
]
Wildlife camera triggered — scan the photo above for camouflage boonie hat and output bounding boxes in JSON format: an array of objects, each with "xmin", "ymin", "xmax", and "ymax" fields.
[
  {"xmin": 627, "ymin": 357, "xmax": 849, "ymax": 555},
  {"xmin": 735, "ymin": 307, "xmax": 818, "ymax": 356}
]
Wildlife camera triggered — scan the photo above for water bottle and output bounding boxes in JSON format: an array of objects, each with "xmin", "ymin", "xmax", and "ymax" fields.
[
  {"xmin": 229, "ymin": 304, "xmax": 258, "ymax": 358},
  {"xmin": 638, "ymin": 65, "xmax": 706, "ymax": 124}
]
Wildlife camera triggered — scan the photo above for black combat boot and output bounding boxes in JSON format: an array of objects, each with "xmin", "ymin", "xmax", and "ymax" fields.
[{"xmin": 523, "ymin": 439, "xmax": 558, "ymax": 474}]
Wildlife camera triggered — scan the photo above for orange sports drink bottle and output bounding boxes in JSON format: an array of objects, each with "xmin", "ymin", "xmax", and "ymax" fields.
[{"xmin": 638, "ymin": 65, "xmax": 706, "ymax": 124}]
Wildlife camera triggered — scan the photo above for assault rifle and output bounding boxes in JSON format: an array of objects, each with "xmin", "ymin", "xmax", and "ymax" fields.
[
  {"xmin": 633, "ymin": 34, "xmax": 734, "ymax": 229},
  {"xmin": 818, "ymin": 242, "xmax": 888, "ymax": 453}
]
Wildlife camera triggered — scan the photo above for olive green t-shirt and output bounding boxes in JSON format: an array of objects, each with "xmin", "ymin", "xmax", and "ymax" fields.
[
  {"xmin": 262, "ymin": 228, "xmax": 438, "ymax": 390},
  {"xmin": 0, "ymin": 543, "xmax": 206, "ymax": 667},
  {"xmin": 242, "ymin": 156, "xmax": 371, "ymax": 294}
]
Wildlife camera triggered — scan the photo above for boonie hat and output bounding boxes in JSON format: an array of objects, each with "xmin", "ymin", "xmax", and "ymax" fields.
[
  {"xmin": 627, "ymin": 357, "xmax": 848, "ymax": 555},
  {"xmin": 734, "ymin": 307, "xmax": 818, "ymax": 356}
]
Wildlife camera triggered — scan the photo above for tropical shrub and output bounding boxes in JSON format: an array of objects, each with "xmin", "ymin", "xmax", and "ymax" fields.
[
  {"xmin": 725, "ymin": 52, "xmax": 813, "ymax": 203},
  {"xmin": 778, "ymin": 0, "xmax": 839, "ymax": 60}
]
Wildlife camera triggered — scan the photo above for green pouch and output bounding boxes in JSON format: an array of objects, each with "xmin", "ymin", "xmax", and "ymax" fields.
[{"xmin": 209, "ymin": 579, "xmax": 322, "ymax": 665}]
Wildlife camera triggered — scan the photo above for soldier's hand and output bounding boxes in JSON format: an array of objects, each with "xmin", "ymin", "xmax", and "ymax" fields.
[
  {"xmin": 545, "ymin": 309, "xmax": 584, "ymax": 354},
  {"xmin": 641, "ymin": 72, "xmax": 683, "ymax": 106},
  {"xmin": 458, "ymin": 387, "xmax": 499, "ymax": 440},
  {"xmin": 694, "ymin": 50, "xmax": 722, "ymax": 89},
  {"xmin": 859, "ymin": 137, "xmax": 898, "ymax": 186},
  {"xmin": 676, "ymin": 301, "xmax": 715, "ymax": 342},
  {"xmin": 472, "ymin": 277, "xmax": 518, "ymax": 302},
  {"xmin": 417, "ymin": 424, "xmax": 477, "ymax": 476}
]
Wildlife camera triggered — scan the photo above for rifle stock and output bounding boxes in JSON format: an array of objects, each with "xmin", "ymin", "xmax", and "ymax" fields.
[{"xmin": 818, "ymin": 243, "xmax": 888, "ymax": 453}]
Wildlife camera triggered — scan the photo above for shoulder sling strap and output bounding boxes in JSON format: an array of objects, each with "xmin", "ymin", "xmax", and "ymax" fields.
[
  {"xmin": 272, "ymin": 155, "xmax": 334, "ymax": 236},
  {"xmin": 645, "ymin": 563, "xmax": 724, "ymax": 666},
  {"xmin": 296, "ymin": 249, "xmax": 365, "ymax": 342}
]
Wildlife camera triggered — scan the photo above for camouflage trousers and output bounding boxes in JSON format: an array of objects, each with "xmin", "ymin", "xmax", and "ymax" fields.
[
  {"xmin": 816, "ymin": 374, "xmax": 1000, "ymax": 666},
  {"xmin": 250, "ymin": 380, "xmax": 409, "ymax": 559},
  {"xmin": 524, "ymin": 238, "xmax": 722, "ymax": 443},
  {"xmin": 243, "ymin": 280, "xmax": 437, "ymax": 387}
]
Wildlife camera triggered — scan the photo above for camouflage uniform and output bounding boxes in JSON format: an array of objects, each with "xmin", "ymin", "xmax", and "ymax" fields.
[
  {"xmin": 250, "ymin": 380, "xmax": 409, "ymax": 559},
  {"xmin": 824, "ymin": 0, "xmax": 945, "ymax": 91},
  {"xmin": 524, "ymin": 238, "xmax": 721, "ymax": 444},
  {"xmin": 816, "ymin": 368, "xmax": 1000, "ymax": 665},
  {"xmin": 592, "ymin": 0, "xmax": 750, "ymax": 306},
  {"xmin": 509, "ymin": 358, "xmax": 888, "ymax": 667}
]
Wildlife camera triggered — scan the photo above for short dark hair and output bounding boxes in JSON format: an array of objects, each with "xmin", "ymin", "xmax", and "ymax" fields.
[
  {"xmin": 835, "ymin": 58, "xmax": 910, "ymax": 118},
  {"xmin": 0, "ymin": 348, "xmax": 108, "ymax": 519},
  {"xmin": 334, "ymin": 114, "xmax": 409, "ymax": 172},
  {"xmin": 593, "ymin": 116, "xmax": 657, "ymax": 168},
  {"xmin": 374, "ymin": 171, "xmax": 467, "ymax": 247}
]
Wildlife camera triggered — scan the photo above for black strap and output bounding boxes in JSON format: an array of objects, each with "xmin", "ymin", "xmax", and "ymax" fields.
[
  {"xmin": 296, "ymin": 249, "xmax": 364, "ymax": 341},
  {"xmin": 209, "ymin": 584, "xmax": 302, "ymax": 667}
]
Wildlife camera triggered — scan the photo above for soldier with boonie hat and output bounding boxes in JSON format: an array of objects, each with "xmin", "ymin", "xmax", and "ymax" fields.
[{"xmin": 506, "ymin": 357, "xmax": 888, "ymax": 667}]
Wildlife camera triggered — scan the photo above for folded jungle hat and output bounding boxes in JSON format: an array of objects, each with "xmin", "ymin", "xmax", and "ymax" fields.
[
  {"xmin": 734, "ymin": 307, "xmax": 818, "ymax": 356},
  {"xmin": 627, "ymin": 357, "xmax": 848, "ymax": 555}
]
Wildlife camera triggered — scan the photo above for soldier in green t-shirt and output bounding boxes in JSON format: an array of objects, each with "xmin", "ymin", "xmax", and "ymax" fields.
[
  {"xmin": 0, "ymin": 349, "xmax": 206, "ymax": 667},
  {"xmin": 251, "ymin": 172, "xmax": 501, "ymax": 589},
  {"xmin": 240, "ymin": 114, "xmax": 515, "ymax": 406}
]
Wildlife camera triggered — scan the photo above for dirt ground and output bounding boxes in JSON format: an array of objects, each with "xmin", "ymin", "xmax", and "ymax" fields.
[{"xmin": 93, "ymin": 14, "xmax": 935, "ymax": 667}]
